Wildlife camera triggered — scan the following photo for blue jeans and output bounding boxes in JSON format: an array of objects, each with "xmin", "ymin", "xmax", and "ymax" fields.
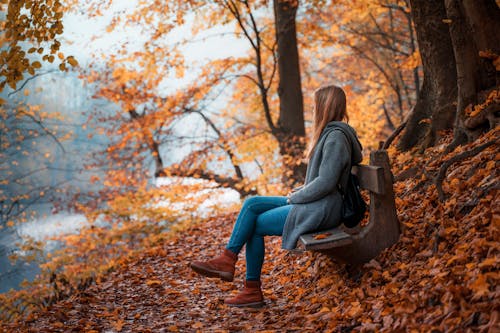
[{"xmin": 226, "ymin": 196, "xmax": 292, "ymax": 281}]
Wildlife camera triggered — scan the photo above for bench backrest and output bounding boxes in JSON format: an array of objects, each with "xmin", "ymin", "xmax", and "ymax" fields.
[{"xmin": 352, "ymin": 165, "xmax": 385, "ymax": 195}]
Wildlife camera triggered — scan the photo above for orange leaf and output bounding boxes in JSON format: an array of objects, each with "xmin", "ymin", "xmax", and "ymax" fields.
[
  {"xmin": 192, "ymin": 322, "xmax": 204, "ymax": 329},
  {"xmin": 146, "ymin": 279, "xmax": 162, "ymax": 287},
  {"xmin": 470, "ymin": 274, "xmax": 490, "ymax": 298},
  {"xmin": 313, "ymin": 232, "xmax": 332, "ymax": 240},
  {"xmin": 114, "ymin": 319, "xmax": 125, "ymax": 331}
]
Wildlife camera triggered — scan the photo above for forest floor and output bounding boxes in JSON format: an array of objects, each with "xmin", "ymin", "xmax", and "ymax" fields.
[{"xmin": 2, "ymin": 128, "xmax": 499, "ymax": 333}]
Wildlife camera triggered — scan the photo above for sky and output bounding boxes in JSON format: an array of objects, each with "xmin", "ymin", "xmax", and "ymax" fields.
[{"xmin": 60, "ymin": 1, "xmax": 249, "ymax": 92}]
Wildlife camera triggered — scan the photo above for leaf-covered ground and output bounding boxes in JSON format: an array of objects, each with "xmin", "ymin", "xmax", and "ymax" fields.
[{"xmin": 2, "ymin": 128, "xmax": 499, "ymax": 332}]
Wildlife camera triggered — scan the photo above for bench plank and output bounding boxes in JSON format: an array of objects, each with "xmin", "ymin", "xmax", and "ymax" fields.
[
  {"xmin": 352, "ymin": 165, "xmax": 385, "ymax": 194},
  {"xmin": 299, "ymin": 228, "xmax": 353, "ymax": 251}
]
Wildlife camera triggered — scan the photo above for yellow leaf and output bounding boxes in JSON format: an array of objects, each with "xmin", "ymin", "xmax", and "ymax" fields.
[{"xmin": 67, "ymin": 56, "xmax": 79, "ymax": 67}]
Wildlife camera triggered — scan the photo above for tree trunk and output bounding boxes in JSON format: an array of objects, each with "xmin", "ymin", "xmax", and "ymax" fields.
[
  {"xmin": 446, "ymin": 0, "xmax": 500, "ymax": 149},
  {"xmin": 398, "ymin": 0, "xmax": 457, "ymax": 151},
  {"xmin": 274, "ymin": 0, "xmax": 305, "ymax": 136},
  {"xmin": 151, "ymin": 140, "xmax": 166, "ymax": 177},
  {"xmin": 128, "ymin": 110, "xmax": 166, "ymax": 177},
  {"xmin": 273, "ymin": 0, "xmax": 306, "ymax": 185}
]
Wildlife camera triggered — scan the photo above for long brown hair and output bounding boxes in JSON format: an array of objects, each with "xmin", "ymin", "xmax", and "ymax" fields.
[{"xmin": 306, "ymin": 85, "xmax": 348, "ymax": 159}]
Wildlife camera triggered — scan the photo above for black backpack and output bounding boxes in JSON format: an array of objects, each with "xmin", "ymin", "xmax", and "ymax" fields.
[{"xmin": 339, "ymin": 171, "xmax": 367, "ymax": 228}]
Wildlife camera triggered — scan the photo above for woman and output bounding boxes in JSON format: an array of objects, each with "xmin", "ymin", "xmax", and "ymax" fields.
[{"xmin": 190, "ymin": 85, "xmax": 363, "ymax": 307}]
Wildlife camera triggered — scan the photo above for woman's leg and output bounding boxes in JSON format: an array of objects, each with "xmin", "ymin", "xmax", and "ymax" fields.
[
  {"xmin": 224, "ymin": 204, "xmax": 291, "ymax": 307},
  {"xmin": 245, "ymin": 204, "xmax": 291, "ymax": 281},
  {"xmin": 190, "ymin": 196, "xmax": 287, "ymax": 282},
  {"xmin": 226, "ymin": 196, "xmax": 288, "ymax": 255}
]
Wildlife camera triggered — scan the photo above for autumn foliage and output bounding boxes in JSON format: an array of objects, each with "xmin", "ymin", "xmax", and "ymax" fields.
[
  {"xmin": 1, "ymin": 0, "xmax": 499, "ymax": 331},
  {"xmin": 0, "ymin": 0, "xmax": 78, "ymax": 91},
  {"xmin": 1, "ymin": 127, "xmax": 498, "ymax": 332}
]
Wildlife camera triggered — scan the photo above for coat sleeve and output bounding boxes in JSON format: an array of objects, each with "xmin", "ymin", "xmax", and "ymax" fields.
[{"xmin": 288, "ymin": 131, "xmax": 350, "ymax": 204}]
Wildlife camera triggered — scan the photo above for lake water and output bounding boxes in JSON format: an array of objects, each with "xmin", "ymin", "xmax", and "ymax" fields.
[{"xmin": 0, "ymin": 212, "xmax": 88, "ymax": 293}]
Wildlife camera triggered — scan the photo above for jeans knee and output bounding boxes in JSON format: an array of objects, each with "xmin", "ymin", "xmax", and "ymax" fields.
[
  {"xmin": 254, "ymin": 216, "xmax": 266, "ymax": 235},
  {"xmin": 242, "ymin": 196, "xmax": 261, "ymax": 210}
]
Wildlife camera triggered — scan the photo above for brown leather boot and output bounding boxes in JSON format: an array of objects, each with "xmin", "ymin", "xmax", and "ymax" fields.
[
  {"xmin": 224, "ymin": 280, "xmax": 264, "ymax": 308},
  {"xmin": 190, "ymin": 249, "xmax": 238, "ymax": 282}
]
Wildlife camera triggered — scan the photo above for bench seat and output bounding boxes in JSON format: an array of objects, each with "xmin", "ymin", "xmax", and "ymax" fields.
[{"xmin": 299, "ymin": 228, "xmax": 353, "ymax": 250}]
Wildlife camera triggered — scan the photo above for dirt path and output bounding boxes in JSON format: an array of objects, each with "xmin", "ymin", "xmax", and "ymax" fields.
[{"xmin": 16, "ymin": 214, "xmax": 314, "ymax": 332}]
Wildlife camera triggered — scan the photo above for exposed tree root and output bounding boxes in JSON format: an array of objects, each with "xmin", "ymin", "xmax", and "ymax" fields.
[
  {"xmin": 435, "ymin": 139, "xmax": 498, "ymax": 201},
  {"xmin": 447, "ymin": 87, "xmax": 500, "ymax": 153},
  {"xmin": 382, "ymin": 120, "xmax": 407, "ymax": 150},
  {"xmin": 464, "ymin": 101, "xmax": 500, "ymax": 130}
]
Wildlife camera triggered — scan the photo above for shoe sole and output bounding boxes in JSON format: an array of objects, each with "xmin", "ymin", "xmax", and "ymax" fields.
[
  {"xmin": 225, "ymin": 301, "xmax": 264, "ymax": 308},
  {"xmin": 190, "ymin": 263, "xmax": 234, "ymax": 282}
]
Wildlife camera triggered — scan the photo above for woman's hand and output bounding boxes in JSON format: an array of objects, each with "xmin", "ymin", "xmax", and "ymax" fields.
[{"xmin": 286, "ymin": 192, "xmax": 292, "ymax": 204}]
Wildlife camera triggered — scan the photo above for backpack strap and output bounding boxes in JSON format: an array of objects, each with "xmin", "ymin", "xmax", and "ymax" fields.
[{"xmin": 334, "ymin": 128, "xmax": 354, "ymax": 194}]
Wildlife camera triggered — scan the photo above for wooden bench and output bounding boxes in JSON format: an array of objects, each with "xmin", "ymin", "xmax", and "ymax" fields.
[{"xmin": 299, "ymin": 149, "xmax": 400, "ymax": 265}]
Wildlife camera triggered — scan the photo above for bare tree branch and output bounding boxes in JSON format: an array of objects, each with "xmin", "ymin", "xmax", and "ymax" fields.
[
  {"xmin": 16, "ymin": 109, "xmax": 66, "ymax": 153},
  {"xmin": 8, "ymin": 70, "xmax": 58, "ymax": 97}
]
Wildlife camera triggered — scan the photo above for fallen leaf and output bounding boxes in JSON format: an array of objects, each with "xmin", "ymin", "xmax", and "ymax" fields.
[
  {"xmin": 146, "ymin": 279, "xmax": 162, "ymax": 286},
  {"xmin": 313, "ymin": 232, "xmax": 332, "ymax": 240},
  {"xmin": 469, "ymin": 274, "xmax": 490, "ymax": 298}
]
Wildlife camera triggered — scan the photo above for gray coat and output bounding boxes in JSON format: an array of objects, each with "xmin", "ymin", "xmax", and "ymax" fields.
[{"xmin": 281, "ymin": 121, "xmax": 363, "ymax": 250}]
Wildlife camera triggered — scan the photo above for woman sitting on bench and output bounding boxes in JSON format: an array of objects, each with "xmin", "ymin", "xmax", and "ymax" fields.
[{"xmin": 190, "ymin": 84, "xmax": 363, "ymax": 307}]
